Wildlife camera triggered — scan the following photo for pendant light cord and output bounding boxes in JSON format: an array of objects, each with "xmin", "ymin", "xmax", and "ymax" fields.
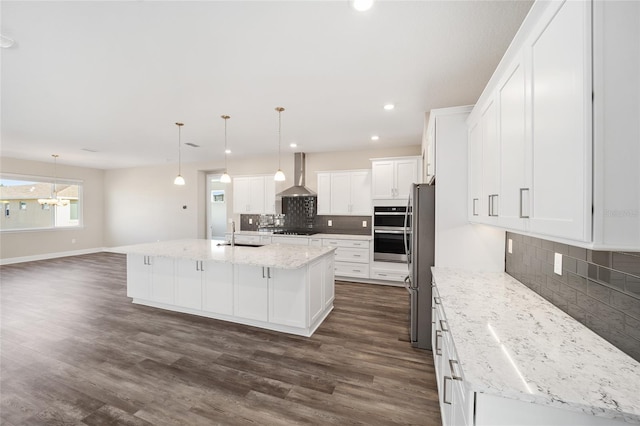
[
  {"xmin": 178, "ymin": 125, "xmax": 182, "ymax": 175},
  {"xmin": 224, "ymin": 116, "xmax": 228, "ymax": 170},
  {"xmin": 277, "ymin": 107, "xmax": 284, "ymax": 169},
  {"xmin": 52, "ymin": 154, "xmax": 59, "ymax": 197}
]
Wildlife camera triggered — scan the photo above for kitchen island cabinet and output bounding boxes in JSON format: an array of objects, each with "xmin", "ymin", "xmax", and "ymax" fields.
[
  {"xmin": 122, "ymin": 239, "xmax": 335, "ymax": 337},
  {"xmin": 431, "ymin": 267, "xmax": 640, "ymax": 425}
]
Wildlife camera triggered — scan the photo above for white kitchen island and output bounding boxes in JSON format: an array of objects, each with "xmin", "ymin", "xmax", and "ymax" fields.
[{"xmin": 120, "ymin": 239, "xmax": 336, "ymax": 337}]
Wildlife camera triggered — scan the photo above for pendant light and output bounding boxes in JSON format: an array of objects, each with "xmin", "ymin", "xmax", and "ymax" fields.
[
  {"xmin": 220, "ymin": 115, "xmax": 231, "ymax": 184},
  {"xmin": 38, "ymin": 154, "xmax": 69, "ymax": 206},
  {"xmin": 174, "ymin": 122, "xmax": 185, "ymax": 185},
  {"xmin": 274, "ymin": 107, "xmax": 286, "ymax": 182}
]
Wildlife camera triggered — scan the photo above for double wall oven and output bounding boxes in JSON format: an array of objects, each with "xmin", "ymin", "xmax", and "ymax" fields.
[{"xmin": 373, "ymin": 205, "xmax": 411, "ymax": 263}]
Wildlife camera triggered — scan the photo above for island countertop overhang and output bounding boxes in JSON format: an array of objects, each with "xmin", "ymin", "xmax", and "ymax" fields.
[{"xmin": 112, "ymin": 238, "xmax": 336, "ymax": 269}]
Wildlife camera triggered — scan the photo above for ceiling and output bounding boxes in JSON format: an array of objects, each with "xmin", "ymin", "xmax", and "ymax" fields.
[{"xmin": 1, "ymin": 0, "xmax": 532, "ymax": 170}]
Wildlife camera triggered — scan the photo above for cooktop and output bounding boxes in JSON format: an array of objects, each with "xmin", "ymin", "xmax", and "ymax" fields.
[{"xmin": 272, "ymin": 230, "xmax": 319, "ymax": 236}]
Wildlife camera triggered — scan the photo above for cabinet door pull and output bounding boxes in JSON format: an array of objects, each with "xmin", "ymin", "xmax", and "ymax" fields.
[
  {"xmin": 435, "ymin": 330, "xmax": 443, "ymax": 356},
  {"xmin": 443, "ymin": 376, "xmax": 452, "ymax": 405},
  {"xmin": 519, "ymin": 188, "xmax": 530, "ymax": 218},
  {"xmin": 262, "ymin": 267, "xmax": 265, "ymax": 279},
  {"xmin": 267, "ymin": 267, "xmax": 271, "ymax": 279},
  {"xmin": 440, "ymin": 319, "xmax": 449, "ymax": 332},
  {"xmin": 434, "ymin": 296, "xmax": 442, "ymax": 305},
  {"xmin": 473, "ymin": 198, "xmax": 479, "ymax": 216},
  {"xmin": 449, "ymin": 359, "xmax": 463, "ymax": 381}
]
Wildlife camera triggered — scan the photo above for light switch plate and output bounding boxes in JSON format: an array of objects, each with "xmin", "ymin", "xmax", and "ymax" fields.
[
  {"xmin": 554, "ymin": 253, "xmax": 563, "ymax": 275},
  {"xmin": 362, "ymin": 220, "xmax": 367, "ymax": 227},
  {"xmin": 248, "ymin": 218, "xmax": 253, "ymax": 224},
  {"xmin": 328, "ymin": 220, "xmax": 332, "ymax": 227},
  {"xmin": 508, "ymin": 239, "xmax": 513, "ymax": 254}
]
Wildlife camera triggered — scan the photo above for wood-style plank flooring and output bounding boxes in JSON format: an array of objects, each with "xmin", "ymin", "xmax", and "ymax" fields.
[{"xmin": 0, "ymin": 252, "xmax": 441, "ymax": 425}]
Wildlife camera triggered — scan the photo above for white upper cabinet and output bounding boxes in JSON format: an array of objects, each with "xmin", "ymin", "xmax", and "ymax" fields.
[
  {"xmin": 527, "ymin": 0, "xmax": 591, "ymax": 242},
  {"xmin": 232, "ymin": 175, "xmax": 276, "ymax": 214},
  {"xmin": 317, "ymin": 173, "xmax": 331, "ymax": 215},
  {"xmin": 480, "ymin": 97, "xmax": 500, "ymax": 224},
  {"xmin": 371, "ymin": 156, "xmax": 421, "ymax": 200},
  {"xmin": 498, "ymin": 52, "xmax": 529, "ymax": 231},
  {"xmin": 468, "ymin": 121, "xmax": 483, "ymax": 221},
  {"xmin": 317, "ymin": 170, "xmax": 371, "ymax": 216},
  {"xmin": 468, "ymin": 0, "xmax": 639, "ymax": 250}
]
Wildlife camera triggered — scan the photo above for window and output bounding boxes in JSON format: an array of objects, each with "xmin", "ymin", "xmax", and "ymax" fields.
[{"xmin": 0, "ymin": 174, "xmax": 83, "ymax": 231}]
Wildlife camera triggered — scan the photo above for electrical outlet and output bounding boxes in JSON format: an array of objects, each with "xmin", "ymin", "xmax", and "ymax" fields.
[
  {"xmin": 508, "ymin": 239, "xmax": 513, "ymax": 254},
  {"xmin": 554, "ymin": 253, "xmax": 563, "ymax": 275},
  {"xmin": 248, "ymin": 218, "xmax": 253, "ymax": 224},
  {"xmin": 362, "ymin": 220, "xmax": 367, "ymax": 227},
  {"xmin": 328, "ymin": 220, "xmax": 332, "ymax": 227}
]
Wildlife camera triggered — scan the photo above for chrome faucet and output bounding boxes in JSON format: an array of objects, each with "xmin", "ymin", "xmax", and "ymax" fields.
[{"xmin": 231, "ymin": 220, "xmax": 236, "ymax": 247}]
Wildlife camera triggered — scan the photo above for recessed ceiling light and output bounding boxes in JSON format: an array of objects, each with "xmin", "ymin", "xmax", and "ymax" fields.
[
  {"xmin": 352, "ymin": 0, "xmax": 373, "ymax": 12},
  {"xmin": 384, "ymin": 104, "xmax": 395, "ymax": 111},
  {"xmin": 0, "ymin": 35, "xmax": 15, "ymax": 49},
  {"xmin": 290, "ymin": 143, "xmax": 297, "ymax": 148},
  {"xmin": 225, "ymin": 149, "xmax": 231, "ymax": 154},
  {"xmin": 371, "ymin": 135, "xmax": 379, "ymax": 141}
]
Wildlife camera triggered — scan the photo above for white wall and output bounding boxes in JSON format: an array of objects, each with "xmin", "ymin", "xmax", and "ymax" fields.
[
  {"xmin": 0, "ymin": 157, "xmax": 105, "ymax": 261},
  {"xmin": 104, "ymin": 162, "xmax": 202, "ymax": 247}
]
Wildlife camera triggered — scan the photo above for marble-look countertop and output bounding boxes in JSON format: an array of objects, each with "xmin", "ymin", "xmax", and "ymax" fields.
[
  {"xmin": 112, "ymin": 239, "xmax": 335, "ymax": 269},
  {"xmin": 431, "ymin": 267, "xmax": 640, "ymax": 424},
  {"xmin": 228, "ymin": 231, "xmax": 372, "ymax": 241}
]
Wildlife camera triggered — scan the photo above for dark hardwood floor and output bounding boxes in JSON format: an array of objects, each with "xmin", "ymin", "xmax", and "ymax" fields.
[{"xmin": 0, "ymin": 252, "xmax": 441, "ymax": 425}]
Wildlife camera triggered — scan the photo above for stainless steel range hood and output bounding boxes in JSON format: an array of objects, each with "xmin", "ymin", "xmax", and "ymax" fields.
[{"xmin": 277, "ymin": 152, "xmax": 316, "ymax": 197}]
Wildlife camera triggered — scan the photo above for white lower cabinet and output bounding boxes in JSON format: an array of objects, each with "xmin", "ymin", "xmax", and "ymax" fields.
[
  {"xmin": 234, "ymin": 264, "xmax": 269, "ymax": 322},
  {"xmin": 175, "ymin": 260, "xmax": 234, "ymax": 314},
  {"xmin": 149, "ymin": 256, "xmax": 175, "ymax": 305},
  {"xmin": 271, "ymin": 235, "xmax": 309, "ymax": 246},
  {"xmin": 126, "ymin": 254, "xmax": 152, "ymax": 299},
  {"xmin": 323, "ymin": 256, "xmax": 335, "ymax": 309},
  {"xmin": 323, "ymin": 238, "xmax": 370, "ymax": 279},
  {"xmin": 203, "ymin": 261, "xmax": 234, "ymax": 316},
  {"xmin": 370, "ymin": 261, "xmax": 409, "ymax": 283},
  {"xmin": 175, "ymin": 259, "xmax": 204, "ymax": 310},
  {"xmin": 126, "ymin": 254, "xmax": 174, "ymax": 304},
  {"xmin": 268, "ymin": 266, "xmax": 307, "ymax": 328}
]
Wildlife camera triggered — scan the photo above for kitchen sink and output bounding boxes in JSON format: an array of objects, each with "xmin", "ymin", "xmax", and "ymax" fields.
[{"xmin": 216, "ymin": 242, "xmax": 264, "ymax": 248}]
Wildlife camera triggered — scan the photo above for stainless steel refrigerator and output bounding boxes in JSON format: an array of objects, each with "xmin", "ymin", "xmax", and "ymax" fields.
[{"xmin": 404, "ymin": 183, "xmax": 435, "ymax": 350}]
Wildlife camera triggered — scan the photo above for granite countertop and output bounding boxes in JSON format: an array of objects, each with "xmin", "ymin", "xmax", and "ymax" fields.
[
  {"xmin": 112, "ymin": 239, "xmax": 335, "ymax": 269},
  {"xmin": 431, "ymin": 267, "xmax": 640, "ymax": 424},
  {"xmin": 229, "ymin": 231, "xmax": 372, "ymax": 241}
]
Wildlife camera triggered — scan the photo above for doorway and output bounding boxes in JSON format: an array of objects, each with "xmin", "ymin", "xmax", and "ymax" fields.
[{"xmin": 206, "ymin": 173, "xmax": 228, "ymax": 239}]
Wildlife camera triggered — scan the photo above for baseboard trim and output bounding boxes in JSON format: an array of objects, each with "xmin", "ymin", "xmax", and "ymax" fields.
[{"xmin": 0, "ymin": 247, "xmax": 108, "ymax": 265}]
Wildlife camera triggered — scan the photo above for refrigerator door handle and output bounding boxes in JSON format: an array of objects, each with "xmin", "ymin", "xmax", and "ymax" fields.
[{"xmin": 404, "ymin": 195, "xmax": 411, "ymax": 269}]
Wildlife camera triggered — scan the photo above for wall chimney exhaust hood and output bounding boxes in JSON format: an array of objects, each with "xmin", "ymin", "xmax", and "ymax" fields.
[{"xmin": 277, "ymin": 152, "xmax": 316, "ymax": 197}]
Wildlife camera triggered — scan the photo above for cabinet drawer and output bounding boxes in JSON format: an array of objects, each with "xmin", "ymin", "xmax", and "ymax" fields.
[
  {"xmin": 271, "ymin": 236, "xmax": 309, "ymax": 246},
  {"xmin": 334, "ymin": 247, "xmax": 369, "ymax": 263},
  {"xmin": 371, "ymin": 269, "xmax": 407, "ymax": 282},
  {"xmin": 334, "ymin": 261, "xmax": 369, "ymax": 278},
  {"xmin": 323, "ymin": 239, "xmax": 370, "ymax": 249}
]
